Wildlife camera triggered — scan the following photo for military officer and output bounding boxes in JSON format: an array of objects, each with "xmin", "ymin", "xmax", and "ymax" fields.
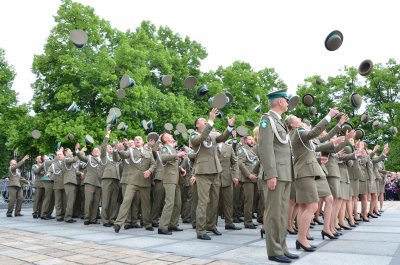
[
  {"xmin": 32, "ymin": 156, "xmax": 45, "ymax": 218},
  {"xmin": 49, "ymin": 150, "xmax": 67, "ymax": 221},
  {"xmin": 100, "ymin": 128, "xmax": 121, "ymax": 227},
  {"xmin": 150, "ymin": 141, "xmax": 166, "ymax": 227},
  {"xmin": 237, "ymin": 135, "xmax": 260, "ymax": 229},
  {"xmin": 6, "ymin": 155, "xmax": 29, "ymax": 217},
  {"xmin": 114, "ymin": 136, "xmax": 156, "ymax": 233},
  {"xmin": 190, "ymin": 108, "xmax": 234, "ymax": 240},
  {"xmin": 258, "ymin": 89, "xmax": 298, "ymax": 263},
  {"xmin": 158, "ymin": 133, "xmax": 186, "ymax": 235},
  {"xmin": 40, "ymin": 156, "xmax": 55, "ymax": 220},
  {"xmin": 77, "ymin": 144, "xmax": 103, "ymax": 225},
  {"xmin": 213, "ymin": 131, "xmax": 241, "ymax": 230},
  {"xmin": 61, "ymin": 148, "xmax": 80, "ymax": 223}
]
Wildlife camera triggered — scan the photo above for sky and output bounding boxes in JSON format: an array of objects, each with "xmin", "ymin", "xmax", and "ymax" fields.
[{"xmin": 1, "ymin": 0, "xmax": 400, "ymax": 104}]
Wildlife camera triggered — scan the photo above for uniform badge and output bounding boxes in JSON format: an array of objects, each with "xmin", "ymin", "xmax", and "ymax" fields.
[
  {"xmin": 260, "ymin": 119, "xmax": 268, "ymax": 128},
  {"xmin": 161, "ymin": 147, "xmax": 168, "ymax": 153}
]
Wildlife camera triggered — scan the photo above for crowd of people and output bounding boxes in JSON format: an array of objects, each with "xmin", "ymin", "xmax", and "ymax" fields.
[{"xmin": 6, "ymin": 89, "xmax": 398, "ymax": 263}]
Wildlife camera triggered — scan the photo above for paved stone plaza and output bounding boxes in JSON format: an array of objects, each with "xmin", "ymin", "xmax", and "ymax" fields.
[{"xmin": 0, "ymin": 201, "xmax": 399, "ymax": 265}]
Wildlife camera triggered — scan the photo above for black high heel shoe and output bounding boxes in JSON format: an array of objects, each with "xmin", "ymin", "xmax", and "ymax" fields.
[
  {"xmin": 287, "ymin": 229, "xmax": 298, "ymax": 235},
  {"xmin": 321, "ymin": 230, "xmax": 339, "ymax": 240},
  {"xmin": 339, "ymin": 224, "xmax": 352, "ymax": 230},
  {"xmin": 307, "ymin": 236, "xmax": 314, "ymax": 241},
  {"xmin": 313, "ymin": 217, "xmax": 323, "ymax": 225},
  {"xmin": 368, "ymin": 213, "xmax": 378, "ymax": 218},
  {"xmin": 362, "ymin": 216, "xmax": 370, "ymax": 222},
  {"xmin": 373, "ymin": 212, "xmax": 381, "ymax": 216},
  {"xmin": 260, "ymin": 228, "xmax": 265, "ymax": 239},
  {"xmin": 296, "ymin": 240, "xmax": 316, "ymax": 252}
]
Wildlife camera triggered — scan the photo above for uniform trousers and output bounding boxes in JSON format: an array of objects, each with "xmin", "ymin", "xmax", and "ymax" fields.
[
  {"xmin": 7, "ymin": 186, "xmax": 23, "ymax": 215},
  {"xmin": 263, "ymin": 180, "xmax": 290, "ymax": 256},
  {"xmin": 195, "ymin": 174, "xmax": 220, "ymax": 236}
]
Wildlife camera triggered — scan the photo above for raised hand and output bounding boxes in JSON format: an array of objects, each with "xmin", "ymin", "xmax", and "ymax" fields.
[
  {"xmin": 227, "ymin": 114, "xmax": 236, "ymax": 127},
  {"xmin": 209, "ymin": 108, "xmax": 218, "ymax": 122}
]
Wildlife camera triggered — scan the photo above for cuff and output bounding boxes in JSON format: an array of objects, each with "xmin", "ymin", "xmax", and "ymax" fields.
[
  {"xmin": 208, "ymin": 120, "xmax": 214, "ymax": 127},
  {"xmin": 227, "ymin": 126, "xmax": 233, "ymax": 132},
  {"xmin": 325, "ymin": 115, "xmax": 332, "ymax": 123}
]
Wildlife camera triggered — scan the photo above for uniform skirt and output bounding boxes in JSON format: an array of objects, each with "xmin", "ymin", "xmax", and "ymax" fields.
[
  {"xmin": 340, "ymin": 181, "xmax": 350, "ymax": 200},
  {"xmin": 368, "ymin": 179, "xmax": 378, "ymax": 194},
  {"xmin": 295, "ymin": 176, "xmax": 319, "ymax": 204},
  {"xmin": 350, "ymin": 179, "xmax": 359, "ymax": 197},
  {"xmin": 378, "ymin": 179, "xmax": 385, "ymax": 194},
  {"xmin": 327, "ymin": 177, "xmax": 341, "ymax": 199},
  {"xmin": 290, "ymin": 181, "xmax": 296, "ymax": 200},
  {"xmin": 359, "ymin": 180, "xmax": 368, "ymax": 195},
  {"xmin": 316, "ymin": 177, "xmax": 332, "ymax": 197}
]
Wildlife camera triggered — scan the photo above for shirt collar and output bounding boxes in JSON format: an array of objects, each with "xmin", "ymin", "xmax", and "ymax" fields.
[{"xmin": 269, "ymin": 110, "xmax": 282, "ymax": 120}]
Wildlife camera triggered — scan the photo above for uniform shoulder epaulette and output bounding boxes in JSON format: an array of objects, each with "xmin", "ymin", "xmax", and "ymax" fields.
[{"xmin": 190, "ymin": 131, "xmax": 200, "ymax": 138}]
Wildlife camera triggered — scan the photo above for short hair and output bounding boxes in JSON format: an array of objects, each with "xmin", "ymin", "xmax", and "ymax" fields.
[{"xmin": 268, "ymin": 98, "xmax": 278, "ymax": 107}]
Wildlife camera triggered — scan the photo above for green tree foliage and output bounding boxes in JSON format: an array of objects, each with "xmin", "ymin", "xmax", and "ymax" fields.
[
  {"xmin": 294, "ymin": 63, "xmax": 400, "ymax": 171},
  {"xmin": 0, "ymin": 49, "xmax": 30, "ymax": 177}
]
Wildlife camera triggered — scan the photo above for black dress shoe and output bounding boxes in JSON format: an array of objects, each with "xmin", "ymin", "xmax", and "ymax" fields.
[
  {"xmin": 208, "ymin": 228, "xmax": 222, "ymax": 235},
  {"xmin": 245, "ymin": 224, "xmax": 257, "ymax": 229},
  {"xmin": 152, "ymin": 222, "xmax": 159, "ymax": 227},
  {"xmin": 158, "ymin": 228, "xmax": 172, "ymax": 235},
  {"xmin": 133, "ymin": 223, "xmax": 142, "ymax": 228},
  {"xmin": 6, "ymin": 214, "xmax": 12, "ymax": 217},
  {"xmin": 197, "ymin": 234, "xmax": 211, "ymax": 240},
  {"xmin": 146, "ymin": 227, "xmax": 154, "ymax": 231},
  {"xmin": 168, "ymin": 226, "xmax": 183, "ymax": 232},
  {"xmin": 65, "ymin": 219, "xmax": 76, "ymax": 223},
  {"xmin": 15, "ymin": 214, "xmax": 24, "ymax": 217},
  {"xmin": 182, "ymin": 220, "xmax": 191, "ymax": 223},
  {"xmin": 57, "ymin": 218, "xmax": 63, "ymax": 222},
  {"xmin": 84, "ymin": 221, "xmax": 90, "ymax": 225},
  {"xmin": 90, "ymin": 220, "xmax": 100, "ymax": 224},
  {"xmin": 124, "ymin": 224, "xmax": 134, "ymax": 230},
  {"xmin": 284, "ymin": 252, "xmax": 299, "ymax": 259},
  {"xmin": 268, "ymin": 255, "xmax": 291, "ymax": 263},
  {"xmin": 225, "ymin": 224, "xmax": 241, "ymax": 230},
  {"xmin": 296, "ymin": 240, "xmax": 315, "ymax": 252},
  {"xmin": 32, "ymin": 213, "xmax": 38, "ymax": 219},
  {"xmin": 233, "ymin": 218, "xmax": 241, "ymax": 223},
  {"xmin": 47, "ymin": 216, "xmax": 55, "ymax": 219},
  {"xmin": 114, "ymin": 224, "xmax": 121, "ymax": 233},
  {"xmin": 103, "ymin": 223, "xmax": 112, "ymax": 227},
  {"xmin": 41, "ymin": 216, "xmax": 49, "ymax": 220}
]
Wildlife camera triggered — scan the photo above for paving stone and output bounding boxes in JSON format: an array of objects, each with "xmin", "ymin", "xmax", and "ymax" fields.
[
  {"xmin": 293, "ymin": 252, "xmax": 392, "ymax": 265},
  {"xmin": 117, "ymin": 256, "xmax": 150, "ymax": 264},
  {"xmin": 34, "ymin": 258, "xmax": 66, "ymax": 265},
  {"xmin": 20, "ymin": 254, "xmax": 51, "ymax": 262},
  {"xmin": 157, "ymin": 254, "xmax": 191, "ymax": 262},
  {"xmin": 62, "ymin": 254, "xmax": 92, "ymax": 261},
  {"xmin": 318, "ymin": 240, "xmax": 399, "ymax": 256},
  {"xmin": 106, "ymin": 236, "xmax": 178, "ymax": 249},
  {"xmin": 75, "ymin": 257, "xmax": 109, "ymax": 264}
]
